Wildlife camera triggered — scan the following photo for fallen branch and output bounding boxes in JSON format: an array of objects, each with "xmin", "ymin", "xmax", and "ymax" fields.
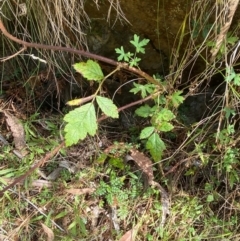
[{"xmin": 0, "ymin": 20, "xmax": 161, "ymax": 86}]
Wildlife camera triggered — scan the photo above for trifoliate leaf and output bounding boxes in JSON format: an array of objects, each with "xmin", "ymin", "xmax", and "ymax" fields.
[
  {"xmin": 64, "ymin": 103, "xmax": 97, "ymax": 146},
  {"xmin": 96, "ymin": 96, "xmax": 119, "ymax": 118},
  {"xmin": 146, "ymin": 133, "xmax": 166, "ymax": 161},
  {"xmin": 135, "ymin": 105, "xmax": 153, "ymax": 118},
  {"xmin": 171, "ymin": 91, "xmax": 185, "ymax": 108},
  {"xmin": 73, "ymin": 60, "xmax": 104, "ymax": 82},
  {"xmin": 140, "ymin": 126, "xmax": 155, "ymax": 139}
]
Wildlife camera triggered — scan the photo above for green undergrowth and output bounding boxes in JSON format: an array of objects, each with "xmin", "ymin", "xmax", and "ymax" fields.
[{"xmin": 1, "ymin": 1, "xmax": 240, "ymax": 240}]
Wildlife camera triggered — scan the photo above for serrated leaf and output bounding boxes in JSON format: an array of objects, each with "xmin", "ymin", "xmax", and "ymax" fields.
[
  {"xmin": 129, "ymin": 57, "xmax": 141, "ymax": 67},
  {"xmin": 96, "ymin": 96, "xmax": 118, "ymax": 118},
  {"xmin": 146, "ymin": 133, "xmax": 166, "ymax": 161},
  {"xmin": 157, "ymin": 108, "xmax": 175, "ymax": 122},
  {"xmin": 140, "ymin": 126, "xmax": 155, "ymax": 139},
  {"xmin": 73, "ymin": 60, "xmax": 104, "ymax": 82},
  {"xmin": 115, "ymin": 46, "xmax": 133, "ymax": 62},
  {"xmin": 64, "ymin": 103, "xmax": 97, "ymax": 146},
  {"xmin": 130, "ymin": 82, "xmax": 155, "ymax": 98},
  {"xmin": 115, "ymin": 46, "xmax": 126, "ymax": 61},
  {"xmin": 157, "ymin": 121, "xmax": 174, "ymax": 132},
  {"xmin": 130, "ymin": 34, "xmax": 149, "ymax": 54},
  {"xmin": 135, "ymin": 105, "xmax": 153, "ymax": 117},
  {"xmin": 233, "ymin": 74, "xmax": 240, "ymax": 86},
  {"xmin": 225, "ymin": 67, "xmax": 236, "ymax": 83},
  {"xmin": 171, "ymin": 91, "xmax": 185, "ymax": 108}
]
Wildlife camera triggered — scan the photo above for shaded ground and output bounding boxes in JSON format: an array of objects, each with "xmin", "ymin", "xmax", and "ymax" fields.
[{"xmin": 0, "ymin": 63, "xmax": 239, "ymax": 240}]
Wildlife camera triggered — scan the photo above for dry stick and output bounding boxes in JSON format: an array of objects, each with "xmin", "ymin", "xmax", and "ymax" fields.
[{"xmin": 0, "ymin": 20, "xmax": 161, "ymax": 87}]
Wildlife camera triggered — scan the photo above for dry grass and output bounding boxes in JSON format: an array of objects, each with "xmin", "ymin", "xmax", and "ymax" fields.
[
  {"xmin": 0, "ymin": 0, "xmax": 128, "ymax": 109},
  {"xmin": 0, "ymin": 0, "xmax": 128, "ymax": 90}
]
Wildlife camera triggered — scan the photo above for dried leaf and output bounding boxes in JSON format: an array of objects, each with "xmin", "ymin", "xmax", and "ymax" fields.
[
  {"xmin": 129, "ymin": 148, "xmax": 154, "ymax": 183},
  {"xmin": 41, "ymin": 223, "xmax": 54, "ymax": 241},
  {"xmin": 3, "ymin": 111, "xmax": 27, "ymax": 153},
  {"xmin": 119, "ymin": 225, "xmax": 138, "ymax": 241},
  {"xmin": 210, "ymin": 0, "xmax": 239, "ymax": 62},
  {"xmin": 129, "ymin": 148, "xmax": 170, "ymax": 227},
  {"xmin": 91, "ymin": 206, "xmax": 101, "ymax": 227},
  {"xmin": 66, "ymin": 188, "xmax": 95, "ymax": 195},
  {"xmin": 104, "ymin": 143, "xmax": 170, "ymax": 227}
]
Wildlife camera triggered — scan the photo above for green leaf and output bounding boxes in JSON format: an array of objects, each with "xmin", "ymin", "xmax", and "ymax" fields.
[
  {"xmin": 73, "ymin": 60, "xmax": 104, "ymax": 82},
  {"xmin": 157, "ymin": 121, "xmax": 174, "ymax": 132},
  {"xmin": 233, "ymin": 74, "xmax": 240, "ymax": 86},
  {"xmin": 64, "ymin": 103, "xmax": 97, "ymax": 146},
  {"xmin": 96, "ymin": 153, "xmax": 108, "ymax": 164},
  {"xmin": 96, "ymin": 96, "xmax": 119, "ymax": 118},
  {"xmin": 227, "ymin": 36, "xmax": 238, "ymax": 45},
  {"xmin": 224, "ymin": 107, "xmax": 235, "ymax": 119},
  {"xmin": 225, "ymin": 67, "xmax": 236, "ymax": 83},
  {"xmin": 156, "ymin": 108, "xmax": 175, "ymax": 122},
  {"xmin": 207, "ymin": 194, "xmax": 214, "ymax": 203},
  {"xmin": 109, "ymin": 157, "xmax": 125, "ymax": 170},
  {"xmin": 130, "ymin": 34, "xmax": 150, "ymax": 54},
  {"xmin": 135, "ymin": 105, "xmax": 153, "ymax": 117},
  {"xmin": 171, "ymin": 91, "xmax": 185, "ymax": 108},
  {"xmin": 130, "ymin": 82, "xmax": 155, "ymax": 98},
  {"xmin": 115, "ymin": 46, "xmax": 133, "ymax": 62},
  {"xmin": 146, "ymin": 133, "xmax": 166, "ymax": 161},
  {"xmin": 140, "ymin": 126, "xmax": 155, "ymax": 139},
  {"xmin": 129, "ymin": 57, "xmax": 141, "ymax": 67}
]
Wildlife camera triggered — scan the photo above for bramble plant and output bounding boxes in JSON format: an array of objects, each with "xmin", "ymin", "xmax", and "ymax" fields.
[
  {"xmin": 115, "ymin": 34, "xmax": 149, "ymax": 67},
  {"xmin": 63, "ymin": 34, "xmax": 185, "ymax": 161}
]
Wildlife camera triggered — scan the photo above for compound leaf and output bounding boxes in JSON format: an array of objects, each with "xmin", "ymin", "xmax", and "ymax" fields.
[
  {"xmin": 96, "ymin": 96, "xmax": 119, "ymax": 118},
  {"xmin": 73, "ymin": 60, "xmax": 104, "ymax": 82},
  {"xmin": 64, "ymin": 103, "xmax": 97, "ymax": 146}
]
